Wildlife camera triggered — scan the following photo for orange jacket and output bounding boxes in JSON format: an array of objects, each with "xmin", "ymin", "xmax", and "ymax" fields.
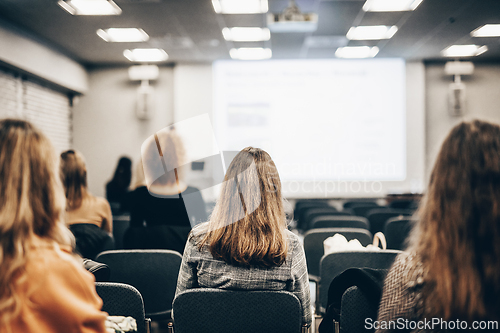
[{"xmin": 6, "ymin": 242, "xmax": 108, "ymax": 333}]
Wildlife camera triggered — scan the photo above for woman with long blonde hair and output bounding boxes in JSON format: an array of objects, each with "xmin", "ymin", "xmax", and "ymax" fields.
[
  {"xmin": 377, "ymin": 120, "xmax": 500, "ymax": 332},
  {"xmin": 60, "ymin": 149, "xmax": 113, "ymax": 259},
  {"xmin": 175, "ymin": 147, "xmax": 311, "ymax": 327},
  {"xmin": 124, "ymin": 128, "xmax": 207, "ymax": 253},
  {"xmin": 0, "ymin": 119, "xmax": 107, "ymax": 332}
]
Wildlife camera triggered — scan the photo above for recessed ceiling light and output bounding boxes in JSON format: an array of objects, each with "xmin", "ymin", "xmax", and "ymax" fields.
[
  {"xmin": 362, "ymin": 0, "xmax": 423, "ymax": 12},
  {"xmin": 346, "ymin": 25, "xmax": 398, "ymax": 40},
  {"xmin": 97, "ymin": 28, "xmax": 149, "ymax": 42},
  {"xmin": 335, "ymin": 46, "xmax": 379, "ymax": 58},
  {"xmin": 57, "ymin": 0, "xmax": 122, "ymax": 15},
  {"xmin": 229, "ymin": 48, "xmax": 272, "ymax": 60},
  {"xmin": 222, "ymin": 27, "xmax": 270, "ymax": 42},
  {"xmin": 212, "ymin": 0, "xmax": 268, "ymax": 14},
  {"xmin": 471, "ymin": 24, "xmax": 500, "ymax": 37},
  {"xmin": 123, "ymin": 49, "xmax": 169, "ymax": 62},
  {"xmin": 441, "ymin": 45, "xmax": 488, "ymax": 57}
]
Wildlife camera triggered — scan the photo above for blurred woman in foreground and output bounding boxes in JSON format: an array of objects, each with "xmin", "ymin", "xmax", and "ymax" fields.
[
  {"xmin": 0, "ymin": 119, "xmax": 107, "ymax": 332},
  {"xmin": 377, "ymin": 120, "xmax": 500, "ymax": 332},
  {"xmin": 175, "ymin": 147, "xmax": 311, "ymax": 327}
]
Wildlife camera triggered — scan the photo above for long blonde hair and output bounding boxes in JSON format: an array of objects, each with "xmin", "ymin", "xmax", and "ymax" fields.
[
  {"xmin": 0, "ymin": 119, "xmax": 72, "ymax": 327},
  {"xmin": 142, "ymin": 128, "xmax": 186, "ymax": 189},
  {"xmin": 198, "ymin": 147, "xmax": 288, "ymax": 267},
  {"xmin": 60, "ymin": 149, "xmax": 88, "ymax": 210},
  {"xmin": 408, "ymin": 120, "xmax": 500, "ymax": 321}
]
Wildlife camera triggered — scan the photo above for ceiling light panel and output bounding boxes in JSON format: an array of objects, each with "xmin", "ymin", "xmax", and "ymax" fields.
[
  {"xmin": 335, "ymin": 46, "xmax": 379, "ymax": 58},
  {"xmin": 123, "ymin": 48, "xmax": 169, "ymax": 62},
  {"xmin": 346, "ymin": 25, "xmax": 398, "ymax": 40},
  {"xmin": 362, "ymin": 0, "xmax": 423, "ymax": 12},
  {"xmin": 97, "ymin": 28, "xmax": 149, "ymax": 42},
  {"xmin": 222, "ymin": 27, "xmax": 270, "ymax": 42},
  {"xmin": 229, "ymin": 48, "xmax": 272, "ymax": 60},
  {"xmin": 471, "ymin": 24, "xmax": 500, "ymax": 37},
  {"xmin": 212, "ymin": 0, "xmax": 268, "ymax": 14},
  {"xmin": 441, "ymin": 45, "xmax": 488, "ymax": 57},
  {"xmin": 58, "ymin": 0, "xmax": 122, "ymax": 15}
]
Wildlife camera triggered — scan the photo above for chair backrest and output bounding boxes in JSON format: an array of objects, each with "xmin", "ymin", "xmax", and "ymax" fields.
[
  {"xmin": 95, "ymin": 282, "xmax": 147, "ymax": 333},
  {"xmin": 304, "ymin": 228, "xmax": 373, "ymax": 277},
  {"xmin": 310, "ymin": 216, "xmax": 369, "ymax": 230},
  {"xmin": 294, "ymin": 201, "xmax": 331, "ymax": 230},
  {"xmin": 384, "ymin": 217, "xmax": 415, "ymax": 250},
  {"xmin": 96, "ymin": 249, "xmax": 182, "ymax": 320},
  {"xmin": 342, "ymin": 201, "xmax": 379, "ymax": 209},
  {"xmin": 113, "ymin": 215, "xmax": 130, "ymax": 250},
  {"xmin": 303, "ymin": 208, "xmax": 350, "ymax": 230},
  {"xmin": 388, "ymin": 199, "xmax": 417, "ymax": 210},
  {"xmin": 366, "ymin": 208, "xmax": 414, "ymax": 235},
  {"xmin": 172, "ymin": 289, "xmax": 303, "ymax": 333},
  {"xmin": 350, "ymin": 204, "xmax": 384, "ymax": 218},
  {"xmin": 318, "ymin": 250, "xmax": 401, "ymax": 313},
  {"xmin": 340, "ymin": 286, "xmax": 377, "ymax": 333}
]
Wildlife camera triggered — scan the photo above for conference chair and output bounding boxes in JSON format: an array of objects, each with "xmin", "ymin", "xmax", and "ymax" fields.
[
  {"xmin": 294, "ymin": 200, "xmax": 331, "ymax": 230},
  {"xmin": 350, "ymin": 203, "xmax": 384, "ymax": 218},
  {"xmin": 388, "ymin": 199, "xmax": 418, "ymax": 210},
  {"xmin": 302, "ymin": 207, "xmax": 350, "ymax": 230},
  {"xmin": 366, "ymin": 208, "xmax": 414, "ymax": 235},
  {"xmin": 384, "ymin": 216, "xmax": 415, "ymax": 250},
  {"xmin": 112, "ymin": 214, "xmax": 130, "ymax": 250},
  {"xmin": 95, "ymin": 282, "xmax": 150, "ymax": 333},
  {"xmin": 96, "ymin": 250, "xmax": 182, "ymax": 322},
  {"xmin": 171, "ymin": 289, "xmax": 307, "ymax": 333},
  {"xmin": 340, "ymin": 286, "xmax": 377, "ymax": 333},
  {"xmin": 317, "ymin": 250, "xmax": 401, "ymax": 314},
  {"xmin": 310, "ymin": 215, "xmax": 370, "ymax": 230},
  {"xmin": 303, "ymin": 228, "xmax": 373, "ymax": 278},
  {"xmin": 342, "ymin": 200, "xmax": 379, "ymax": 209}
]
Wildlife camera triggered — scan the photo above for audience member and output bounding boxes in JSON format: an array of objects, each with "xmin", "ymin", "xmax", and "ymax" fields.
[
  {"xmin": 124, "ymin": 129, "xmax": 207, "ymax": 253},
  {"xmin": 106, "ymin": 156, "xmax": 132, "ymax": 214},
  {"xmin": 175, "ymin": 147, "xmax": 312, "ymax": 327},
  {"xmin": 61, "ymin": 150, "xmax": 114, "ymax": 259},
  {"xmin": 377, "ymin": 120, "xmax": 500, "ymax": 332},
  {"xmin": 0, "ymin": 119, "xmax": 107, "ymax": 332}
]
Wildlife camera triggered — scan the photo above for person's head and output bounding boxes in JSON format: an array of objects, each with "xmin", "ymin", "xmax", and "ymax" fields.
[
  {"xmin": 111, "ymin": 156, "xmax": 132, "ymax": 189},
  {"xmin": 0, "ymin": 119, "xmax": 72, "ymax": 327},
  {"xmin": 60, "ymin": 149, "xmax": 88, "ymax": 210},
  {"xmin": 410, "ymin": 119, "xmax": 500, "ymax": 320},
  {"xmin": 198, "ymin": 147, "xmax": 288, "ymax": 267},
  {"xmin": 141, "ymin": 128, "xmax": 186, "ymax": 191}
]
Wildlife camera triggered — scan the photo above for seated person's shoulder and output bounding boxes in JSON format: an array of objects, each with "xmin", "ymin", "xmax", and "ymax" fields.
[
  {"xmin": 29, "ymin": 243, "xmax": 88, "ymax": 277},
  {"xmin": 284, "ymin": 229, "xmax": 301, "ymax": 246}
]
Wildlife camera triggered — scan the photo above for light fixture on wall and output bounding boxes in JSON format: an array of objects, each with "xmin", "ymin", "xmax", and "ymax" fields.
[
  {"xmin": 444, "ymin": 60, "xmax": 474, "ymax": 116},
  {"xmin": 58, "ymin": 0, "xmax": 122, "ymax": 15},
  {"xmin": 128, "ymin": 65, "xmax": 159, "ymax": 120}
]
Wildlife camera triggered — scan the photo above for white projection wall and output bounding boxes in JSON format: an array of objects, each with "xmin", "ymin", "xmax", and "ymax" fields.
[{"xmin": 213, "ymin": 59, "xmax": 425, "ymax": 198}]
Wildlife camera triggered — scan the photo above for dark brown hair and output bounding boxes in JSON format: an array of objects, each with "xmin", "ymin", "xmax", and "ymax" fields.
[
  {"xmin": 409, "ymin": 119, "xmax": 500, "ymax": 321},
  {"xmin": 198, "ymin": 147, "xmax": 288, "ymax": 267}
]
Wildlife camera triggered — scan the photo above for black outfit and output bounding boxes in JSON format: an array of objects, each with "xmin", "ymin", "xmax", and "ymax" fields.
[
  {"xmin": 124, "ymin": 186, "xmax": 207, "ymax": 254},
  {"xmin": 69, "ymin": 224, "xmax": 114, "ymax": 260},
  {"xmin": 106, "ymin": 180, "xmax": 130, "ymax": 214}
]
